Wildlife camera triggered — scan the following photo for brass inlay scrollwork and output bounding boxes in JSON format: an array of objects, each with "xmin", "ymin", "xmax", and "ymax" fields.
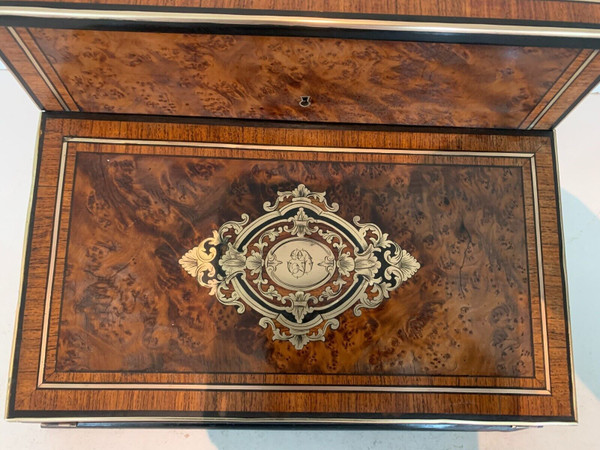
[{"xmin": 180, "ymin": 184, "xmax": 420, "ymax": 350}]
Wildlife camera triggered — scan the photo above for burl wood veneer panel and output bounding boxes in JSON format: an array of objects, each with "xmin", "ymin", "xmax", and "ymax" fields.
[
  {"xmin": 8, "ymin": 116, "xmax": 574, "ymax": 423},
  {"xmin": 14, "ymin": 28, "xmax": 580, "ymax": 128},
  {"xmin": 58, "ymin": 152, "xmax": 532, "ymax": 377},
  {"xmin": 3, "ymin": 24, "xmax": 597, "ymax": 129},
  {"xmin": 10, "ymin": 0, "xmax": 600, "ymax": 26}
]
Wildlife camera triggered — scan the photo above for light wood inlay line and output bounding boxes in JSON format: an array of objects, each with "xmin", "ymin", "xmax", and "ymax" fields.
[
  {"xmin": 12, "ymin": 416, "xmax": 571, "ymax": 426},
  {"xmin": 6, "ymin": 26, "xmax": 70, "ymax": 111},
  {"xmin": 63, "ymin": 138, "xmax": 538, "ymax": 158},
  {"xmin": 530, "ymin": 155, "xmax": 551, "ymax": 391},
  {"xmin": 527, "ymin": 49, "xmax": 600, "ymax": 129},
  {"xmin": 0, "ymin": 6, "xmax": 600, "ymax": 39},
  {"xmin": 36, "ymin": 137, "xmax": 549, "ymax": 395},
  {"xmin": 37, "ymin": 140, "xmax": 68, "ymax": 387}
]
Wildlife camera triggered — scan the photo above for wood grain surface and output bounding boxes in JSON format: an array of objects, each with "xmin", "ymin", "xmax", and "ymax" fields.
[
  {"xmin": 1, "ymin": 24, "xmax": 597, "ymax": 129},
  {"xmin": 0, "ymin": 27, "xmax": 63, "ymax": 110},
  {"xmin": 8, "ymin": 0, "xmax": 600, "ymax": 26},
  {"xmin": 55, "ymin": 150, "xmax": 532, "ymax": 377},
  {"xmin": 532, "ymin": 51, "xmax": 600, "ymax": 129},
  {"xmin": 8, "ymin": 28, "xmax": 80, "ymax": 112},
  {"xmin": 7, "ymin": 115, "xmax": 574, "ymax": 423},
  {"xmin": 519, "ymin": 49, "xmax": 598, "ymax": 129},
  {"xmin": 19, "ymin": 28, "xmax": 579, "ymax": 128}
]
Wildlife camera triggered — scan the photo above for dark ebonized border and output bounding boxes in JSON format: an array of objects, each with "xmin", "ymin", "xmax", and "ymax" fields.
[
  {"xmin": 0, "ymin": 45, "xmax": 44, "ymax": 110},
  {"xmin": 1, "ymin": 1, "xmax": 600, "ymax": 29},
  {"xmin": 7, "ymin": 113, "xmax": 46, "ymax": 421},
  {"xmin": 550, "ymin": 133, "xmax": 577, "ymax": 422},
  {"xmin": 25, "ymin": 27, "xmax": 80, "ymax": 111},
  {"xmin": 43, "ymin": 111, "xmax": 555, "ymax": 137},
  {"xmin": 7, "ymin": 407, "xmax": 577, "ymax": 424},
  {"xmin": 517, "ymin": 50, "xmax": 585, "ymax": 129},
  {"xmin": 49, "ymin": 148, "xmax": 536, "ymax": 379},
  {"xmin": 550, "ymin": 73, "xmax": 600, "ymax": 127},
  {"xmin": 7, "ymin": 113, "xmax": 570, "ymax": 423},
  {"xmin": 0, "ymin": 18, "xmax": 599, "ymax": 49}
]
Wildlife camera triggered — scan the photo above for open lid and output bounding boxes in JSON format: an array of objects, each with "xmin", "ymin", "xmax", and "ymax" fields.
[{"xmin": 1, "ymin": 1, "xmax": 599, "ymax": 129}]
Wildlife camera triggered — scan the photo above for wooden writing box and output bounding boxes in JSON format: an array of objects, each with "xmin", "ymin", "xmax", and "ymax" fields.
[{"xmin": 2, "ymin": 0, "xmax": 597, "ymax": 428}]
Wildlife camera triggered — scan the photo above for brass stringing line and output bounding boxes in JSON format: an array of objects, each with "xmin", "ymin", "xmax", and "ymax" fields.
[
  {"xmin": 1, "ymin": 6, "xmax": 600, "ymax": 39},
  {"xmin": 527, "ymin": 49, "xmax": 600, "ymax": 129},
  {"xmin": 530, "ymin": 156, "xmax": 551, "ymax": 391},
  {"xmin": 6, "ymin": 27, "xmax": 70, "ymax": 112},
  {"xmin": 14, "ymin": 416, "xmax": 574, "ymax": 426},
  {"xmin": 37, "ymin": 138, "xmax": 548, "ymax": 394},
  {"xmin": 37, "ymin": 382, "xmax": 550, "ymax": 395},
  {"xmin": 37, "ymin": 140, "xmax": 69, "ymax": 387},
  {"xmin": 5, "ymin": 113, "xmax": 44, "ymax": 415},
  {"xmin": 552, "ymin": 128, "xmax": 578, "ymax": 419},
  {"xmin": 64, "ymin": 137, "xmax": 536, "ymax": 159}
]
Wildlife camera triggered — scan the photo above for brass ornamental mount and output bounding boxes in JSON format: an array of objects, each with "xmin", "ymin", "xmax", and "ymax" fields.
[{"xmin": 180, "ymin": 184, "xmax": 420, "ymax": 350}]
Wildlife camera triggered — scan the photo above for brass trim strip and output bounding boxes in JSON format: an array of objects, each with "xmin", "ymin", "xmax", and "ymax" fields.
[
  {"xmin": 5, "ymin": 112, "xmax": 43, "ymax": 420},
  {"xmin": 530, "ymin": 156, "xmax": 552, "ymax": 391},
  {"xmin": 527, "ymin": 49, "xmax": 600, "ymax": 129},
  {"xmin": 6, "ymin": 26, "xmax": 70, "ymax": 112},
  {"xmin": 0, "ymin": 6, "xmax": 600, "ymax": 39},
  {"xmin": 36, "ymin": 137, "xmax": 548, "ymax": 395},
  {"xmin": 7, "ymin": 415, "xmax": 575, "ymax": 426},
  {"xmin": 64, "ymin": 137, "xmax": 537, "ymax": 159},
  {"xmin": 37, "ymin": 139, "xmax": 68, "ymax": 387},
  {"xmin": 37, "ymin": 382, "xmax": 550, "ymax": 395},
  {"xmin": 552, "ymin": 129, "xmax": 579, "ymax": 422}
]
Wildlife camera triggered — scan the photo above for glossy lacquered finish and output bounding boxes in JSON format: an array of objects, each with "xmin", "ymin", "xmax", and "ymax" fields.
[
  {"xmin": 6, "ymin": 0, "xmax": 600, "ymax": 26},
  {"xmin": 0, "ymin": 0, "xmax": 584, "ymax": 427},
  {"xmin": 7, "ymin": 116, "xmax": 574, "ymax": 425},
  {"xmin": 1, "ymin": 26, "xmax": 599, "ymax": 129}
]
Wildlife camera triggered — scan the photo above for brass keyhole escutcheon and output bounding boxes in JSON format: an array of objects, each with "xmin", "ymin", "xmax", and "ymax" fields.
[{"xmin": 299, "ymin": 96, "xmax": 312, "ymax": 108}]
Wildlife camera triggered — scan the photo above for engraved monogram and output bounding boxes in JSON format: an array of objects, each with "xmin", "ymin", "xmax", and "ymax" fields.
[
  {"xmin": 287, "ymin": 248, "xmax": 313, "ymax": 278},
  {"xmin": 179, "ymin": 184, "xmax": 420, "ymax": 350}
]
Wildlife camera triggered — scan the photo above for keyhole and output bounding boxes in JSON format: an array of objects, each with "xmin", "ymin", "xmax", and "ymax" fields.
[{"xmin": 299, "ymin": 96, "xmax": 312, "ymax": 108}]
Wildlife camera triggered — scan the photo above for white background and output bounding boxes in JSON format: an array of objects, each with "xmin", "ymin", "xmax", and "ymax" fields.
[{"xmin": 0, "ymin": 61, "xmax": 599, "ymax": 449}]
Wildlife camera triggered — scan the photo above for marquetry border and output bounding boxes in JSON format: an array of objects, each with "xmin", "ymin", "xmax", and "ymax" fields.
[
  {"xmin": 0, "ymin": 5, "xmax": 600, "ymax": 39},
  {"xmin": 31, "ymin": 137, "xmax": 551, "ymax": 395},
  {"xmin": 6, "ymin": 116, "xmax": 576, "ymax": 423},
  {"xmin": 521, "ymin": 48, "xmax": 600, "ymax": 129}
]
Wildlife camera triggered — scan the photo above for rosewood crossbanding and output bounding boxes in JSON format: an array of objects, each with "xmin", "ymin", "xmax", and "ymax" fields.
[
  {"xmin": 7, "ymin": 0, "xmax": 600, "ymax": 25},
  {"xmin": 45, "ymin": 143, "xmax": 537, "ymax": 380},
  {"xmin": 1, "ymin": 0, "xmax": 583, "ymax": 426},
  {"xmin": 7, "ymin": 118, "xmax": 572, "ymax": 422}
]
